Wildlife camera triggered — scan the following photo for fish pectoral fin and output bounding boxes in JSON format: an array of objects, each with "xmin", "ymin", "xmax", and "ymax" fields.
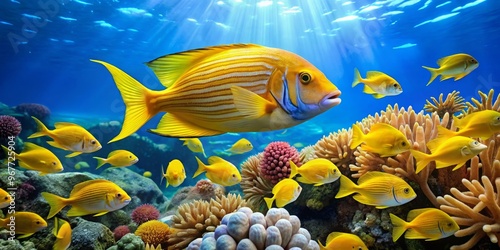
[
  {"xmin": 46, "ymin": 141, "xmax": 66, "ymax": 150},
  {"xmin": 372, "ymin": 93, "xmax": 386, "ymax": 99},
  {"xmin": 93, "ymin": 211, "xmax": 109, "ymax": 217},
  {"xmin": 148, "ymin": 113, "xmax": 223, "ymax": 138},
  {"xmin": 375, "ymin": 205, "xmax": 389, "ymax": 209},
  {"xmin": 440, "ymin": 75, "xmax": 454, "ymax": 81},
  {"xmin": 362, "ymin": 85, "xmax": 376, "ymax": 94},
  {"xmin": 352, "ymin": 193, "xmax": 373, "ymax": 206},
  {"xmin": 66, "ymin": 152, "xmax": 82, "ymax": 158},
  {"xmin": 231, "ymin": 85, "xmax": 276, "ymax": 119},
  {"xmin": 454, "ymin": 73, "xmax": 467, "ymax": 81},
  {"xmin": 461, "ymin": 146, "xmax": 472, "ymax": 156},
  {"xmin": 17, "ymin": 233, "xmax": 34, "ymax": 239},
  {"xmin": 452, "ymin": 162, "xmax": 466, "ymax": 171}
]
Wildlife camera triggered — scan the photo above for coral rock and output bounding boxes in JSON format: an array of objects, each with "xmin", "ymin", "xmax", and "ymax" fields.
[
  {"xmin": 216, "ymin": 235, "xmax": 237, "ymax": 250},
  {"xmin": 237, "ymin": 239, "xmax": 258, "ymax": 250},
  {"xmin": 265, "ymin": 226, "xmax": 282, "ymax": 247},
  {"xmin": 227, "ymin": 212, "xmax": 250, "ymax": 242},
  {"xmin": 286, "ymin": 234, "xmax": 308, "ymax": 249},
  {"xmin": 275, "ymin": 219, "xmax": 293, "ymax": 247},
  {"xmin": 249, "ymin": 224, "xmax": 267, "ymax": 250}
]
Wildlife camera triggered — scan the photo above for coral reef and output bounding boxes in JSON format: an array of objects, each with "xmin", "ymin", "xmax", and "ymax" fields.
[
  {"xmin": 135, "ymin": 220, "xmax": 171, "ymax": 249},
  {"xmin": 241, "ymin": 153, "xmax": 274, "ymax": 212},
  {"xmin": 113, "ymin": 225, "xmax": 131, "ymax": 241},
  {"xmin": 424, "ymin": 90, "xmax": 466, "ymax": 118},
  {"xmin": 187, "ymin": 207, "xmax": 320, "ymax": 250},
  {"xmin": 70, "ymin": 217, "xmax": 115, "ymax": 250},
  {"xmin": 131, "ymin": 204, "xmax": 160, "ymax": 225},
  {"xmin": 260, "ymin": 141, "xmax": 301, "ymax": 184},
  {"xmin": 0, "ymin": 115, "xmax": 22, "ymax": 139},
  {"xmin": 312, "ymin": 128, "xmax": 355, "ymax": 172},
  {"xmin": 14, "ymin": 103, "xmax": 51, "ymax": 121},
  {"xmin": 108, "ymin": 233, "xmax": 145, "ymax": 250},
  {"xmin": 167, "ymin": 193, "xmax": 246, "ymax": 249}
]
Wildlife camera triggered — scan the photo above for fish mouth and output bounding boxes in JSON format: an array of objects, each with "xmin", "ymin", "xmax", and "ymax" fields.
[
  {"xmin": 123, "ymin": 199, "xmax": 131, "ymax": 204},
  {"xmin": 319, "ymin": 90, "xmax": 342, "ymax": 110}
]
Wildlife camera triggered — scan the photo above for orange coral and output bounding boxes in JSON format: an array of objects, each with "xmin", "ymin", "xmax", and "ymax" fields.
[
  {"xmin": 135, "ymin": 220, "xmax": 170, "ymax": 248},
  {"xmin": 424, "ymin": 90, "xmax": 466, "ymax": 118}
]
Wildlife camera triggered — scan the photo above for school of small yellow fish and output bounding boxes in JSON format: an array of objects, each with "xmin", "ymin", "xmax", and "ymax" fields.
[{"xmin": 0, "ymin": 46, "xmax": 492, "ymax": 249}]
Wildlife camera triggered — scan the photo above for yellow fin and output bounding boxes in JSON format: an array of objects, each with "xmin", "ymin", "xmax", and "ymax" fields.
[
  {"xmin": 389, "ymin": 213, "xmax": 408, "ymax": 242},
  {"xmin": 440, "ymin": 75, "xmax": 454, "ymax": 81},
  {"xmin": 366, "ymin": 71, "xmax": 386, "ymax": 78},
  {"xmin": 372, "ymin": 93, "xmax": 386, "ymax": 99},
  {"xmin": 207, "ymin": 156, "xmax": 225, "ymax": 165},
  {"xmin": 352, "ymin": 68, "xmax": 362, "ymax": 87},
  {"xmin": 148, "ymin": 113, "xmax": 223, "ymax": 138},
  {"xmin": 296, "ymin": 176, "xmax": 316, "ymax": 185},
  {"xmin": 411, "ymin": 149, "xmax": 432, "ymax": 174},
  {"xmin": 69, "ymin": 179, "xmax": 109, "ymax": 196},
  {"xmin": 452, "ymin": 161, "xmax": 467, "ymax": 171},
  {"xmin": 357, "ymin": 171, "xmax": 387, "ymax": 184},
  {"xmin": 350, "ymin": 124, "xmax": 365, "ymax": 149},
  {"xmin": 231, "ymin": 85, "xmax": 274, "ymax": 119},
  {"xmin": 363, "ymin": 85, "xmax": 376, "ymax": 94},
  {"xmin": 325, "ymin": 232, "xmax": 344, "ymax": 244},
  {"xmin": 193, "ymin": 156, "xmax": 206, "ymax": 178},
  {"xmin": 66, "ymin": 152, "xmax": 82, "ymax": 158},
  {"xmin": 335, "ymin": 175, "xmax": 357, "ymax": 198},
  {"xmin": 93, "ymin": 211, "xmax": 109, "ymax": 217},
  {"xmin": 46, "ymin": 141, "xmax": 66, "ymax": 150},
  {"xmin": 17, "ymin": 233, "xmax": 34, "ymax": 239},
  {"xmin": 454, "ymin": 73, "xmax": 467, "ymax": 81},
  {"xmin": 289, "ymin": 160, "xmax": 299, "ymax": 179},
  {"xmin": 422, "ymin": 66, "xmax": 439, "ymax": 86},
  {"xmin": 54, "ymin": 122, "xmax": 78, "ymax": 129},
  {"xmin": 94, "ymin": 157, "xmax": 107, "ymax": 169},
  {"xmin": 91, "ymin": 59, "xmax": 156, "ymax": 144},
  {"xmin": 406, "ymin": 208, "xmax": 434, "ymax": 221},
  {"xmin": 435, "ymin": 160, "xmax": 453, "ymax": 169},
  {"xmin": 41, "ymin": 192, "xmax": 67, "ymax": 219},
  {"xmin": 264, "ymin": 197, "xmax": 274, "ymax": 209},
  {"xmin": 66, "ymin": 206, "xmax": 91, "ymax": 217},
  {"xmin": 28, "ymin": 116, "xmax": 50, "ymax": 139},
  {"xmin": 147, "ymin": 44, "xmax": 263, "ymax": 88}
]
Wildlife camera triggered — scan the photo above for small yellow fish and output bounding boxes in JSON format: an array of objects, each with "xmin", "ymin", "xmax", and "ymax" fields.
[
  {"xmin": 193, "ymin": 156, "xmax": 241, "ymax": 187},
  {"xmin": 92, "ymin": 44, "xmax": 341, "ymax": 143},
  {"xmin": 180, "ymin": 138, "xmax": 206, "ymax": 157},
  {"xmin": 350, "ymin": 123, "xmax": 411, "ymax": 157},
  {"xmin": 289, "ymin": 158, "xmax": 341, "ymax": 186},
  {"xmin": 264, "ymin": 178, "xmax": 302, "ymax": 209},
  {"xmin": 74, "ymin": 161, "xmax": 90, "ymax": 170},
  {"xmin": 411, "ymin": 136, "xmax": 487, "ymax": 174},
  {"xmin": 0, "ymin": 211, "xmax": 47, "ymax": 238},
  {"xmin": 42, "ymin": 179, "xmax": 131, "ymax": 218},
  {"xmin": 437, "ymin": 110, "xmax": 500, "ymax": 140},
  {"xmin": 53, "ymin": 218, "xmax": 72, "ymax": 250},
  {"xmin": 161, "ymin": 159, "xmax": 186, "ymax": 188},
  {"xmin": 352, "ymin": 68, "xmax": 402, "ymax": 99},
  {"xmin": 318, "ymin": 232, "xmax": 368, "ymax": 250},
  {"xmin": 0, "ymin": 188, "xmax": 13, "ymax": 208},
  {"xmin": 28, "ymin": 116, "xmax": 102, "ymax": 158},
  {"xmin": 422, "ymin": 53, "xmax": 478, "ymax": 86},
  {"xmin": 143, "ymin": 171, "xmax": 152, "ymax": 178},
  {"xmin": 93, "ymin": 150, "xmax": 139, "ymax": 169},
  {"xmin": 390, "ymin": 208, "xmax": 459, "ymax": 241},
  {"xmin": 225, "ymin": 138, "xmax": 253, "ymax": 155},
  {"xmin": 335, "ymin": 172, "xmax": 416, "ymax": 209},
  {"xmin": 1, "ymin": 142, "xmax": 63, "ymax": 175}
]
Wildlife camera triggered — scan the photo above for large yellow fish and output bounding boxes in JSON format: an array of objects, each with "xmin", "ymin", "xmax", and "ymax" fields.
[
  {"xmin": 0, "ymin": 188, "xmax": 13, "ymax": 208},
  {"xmin": 91, "ymin": 44, "xmax": 341, "ymax": 143},
  {"xmin": 161, "ymin": 159, "xmax": 186, "ymax": 188},
  {"xmin": 93, "ymin": 150, "xmax": 139, "ymax": 169},
  {"xmin": 390, "ymin": 208, "xmax": 459, "ymax": 241},
  {"xmin": 193, "ymin": 156, "xmax": 241, "ymax": 186},
  {"xmin": 437, "ymin": 110, "xmax": 500, "ymax": 140},
  {"xmin": 180, "ymin": 138, "xmax": 206, "ymax": 157},
  {"xmin": 289, "ymin": 158, "xmax": 341, "ymax": 186},
  {"xmin": 352, "ymin": 68, "xmax": 402, "ymax": 99},
  {"xmin": 28, "ymin": 116, "xmax": 102, "ymax": 157},
  {"xmin": 1, "ymin": 142, "xmax": 63, "ymax": 175},
  {"xmin": 42, "ymin": 179, "xmax": 131, "ymax": 218},
  {"xmin": 422, "ymin": 53, "xmax": 478, "ymax": 86},
  {"xmin": 264, "ymin": 178, "xmax": 302, "ymax": 209},
  {"xmin": 225, "ymin": 138, "xmax": 253, "ymax": 155},
  {"xmin": 0, "ymin": 211, "xmax": 47, "ymax": 238},
  {"xmin": 318, "ymin": 232, "xmax": 368, "ymax": 250},
  {"xmin": 350, "ymin": 123, "xmax": 411, "ymax": 157},
  {"xmin": 335, "ymin": 172, "xmax": 416, "ymax": 209},
  {"xmin": 53, "ymin": 218, "xmax": 72, "ymax": 250},
  {"xmin": 411, "ymin": 136, "xmax": 487, "ymax": 174}
]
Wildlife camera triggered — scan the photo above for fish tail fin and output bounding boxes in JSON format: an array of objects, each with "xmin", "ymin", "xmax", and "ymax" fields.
[
  {"xmin": 41, "ymin": 192, "xmax": 67, "ymax": 219},
  {"xmin": 410, "ymin": 149, "xmax": 432, "ymax": 174},
  {"xmin": 289, "ymin": 160, "xmax": 299, "ymax": 179},
  {"xmin": 93, "ymin": 157, "xmax": 107, "ymax": 169},
  {"xmin": 352, "ymin": 68, "xmax": 362, "ymax": 87},
  {"xmin": 422, "ymin": 66, "xmax": 439, "ymax": 86},
  {"xmin": 264, "ymin": 197, "xmax": 274, "ymax": 209},
  {"xmin": 335, "ymin": 175, "xmax": 357, "ymax": 199},
  {"xmin": 28, "ymin": 116, "xmax": 50, "ymax": 139},
  {"xmin": 91, "ymin": 59, "xmax": 158, "ymax": 144},
  {"xmin": 350, "ymin": 124, "xmax": 365, "ymax": 149},
  {"xmin": 389, "ymin": 213, "xmax": 408, "ymax": 242},
  {"xmin": 317, "ymin": 240, "xmax": 327, "ymax": 250},
  {"xmin": 193, "ymin": 156, "xmax": 206, "ymax": 178},
  {"xmin": 1, "ymin": 145, "xmax": 16, "ymax": 158}
]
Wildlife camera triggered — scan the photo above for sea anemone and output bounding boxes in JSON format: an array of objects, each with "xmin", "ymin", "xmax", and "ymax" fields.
[
  {"xmin": 241, "ymin": 153, "xmax": 274, "ymax": 212},
  {"xmin": 131, "ymin": 204, "xmax": 160, "ymax": 225},
  {"xmin": 113, "ymin": 225, "xmax": 130, "ymax": 241},
  {"xmin": 0, "ymin": 115, "xmax": 22, "ymax": 139},
  {"xmin": 135, "ymin": 220, "xmax": 170, "ymax": 248},
  {"xmin": 260, "ymin": 141, "xmax": 301, "ymax": 184},
  {"xmin": 15, "ymin": 103, "xmax": 51, "ymax": 121}
]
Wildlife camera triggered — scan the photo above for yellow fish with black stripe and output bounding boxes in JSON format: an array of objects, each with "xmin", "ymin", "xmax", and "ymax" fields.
[
  {"xmin": 390, "ymin": 208, "xmax": 459, "ymax": 241},
  {"xmin": 91, "ymin": 44, "xmax": 341, "ymax": 143}
]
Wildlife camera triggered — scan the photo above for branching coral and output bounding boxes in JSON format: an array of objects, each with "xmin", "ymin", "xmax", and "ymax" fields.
[
  {"xmin": 167, "ymin": 194, "xmax": 246, "ymax": 250},
  {"xmin": 424, "ymin": 90, "xmax": 466, "ymax": 118},
  {"xmin": 241, "ymin": 153, "xmax": 274, "ymax": 212},
  {"xmin": 312, "ymin": 128, "xmax": 356, "ymax": 173},
  {"xmin": 462, "ymin": 89, "xmax": 500, "ymax": 114}
]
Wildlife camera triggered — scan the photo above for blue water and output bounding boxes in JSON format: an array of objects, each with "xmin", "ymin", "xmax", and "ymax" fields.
[{"xmin": 1, "ymin": 0, "xmax": 499, "ymax": 154}]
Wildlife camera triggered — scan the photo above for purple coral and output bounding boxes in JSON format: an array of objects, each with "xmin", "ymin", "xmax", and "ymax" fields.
[
  {"xmin": 15, "ymin": 182, "xmax": 36, "ymax": 200},
  {"xmin": 15, "ymin": 103, "xmax": 51, "ymax": 121},
  {"xmin": 260, "ymin": 142, "xmax": 301, "ymax": 184},
  {"xmin": 131, "ymin": 204, "xmax": 160, "ymax": 225},
  {"xmin": 0, "ymin": 115, "xmax": 22, "ymax": 139}
]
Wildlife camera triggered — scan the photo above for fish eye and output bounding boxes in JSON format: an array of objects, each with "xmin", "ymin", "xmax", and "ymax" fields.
[
  {"xmin": 447, "ymin": 222, "xmax": 452, "ymax": 227},
  {"xmin": 393, "ymin": 83, "xmax": 398, "ymax": 87},
  {"xmin": 52, "ymin": 162, "xmax": 57, "ymax": 165},
  {"xmin": 129, "ymin": 155, "xmax": 132, "ymax": 158},
  {"xmin": 117, "ymin": 193, "xmax": 122, "ymax": 198},
  {"xmin": 333, "ymin": 169, "xmax": 337, "ymax": 173},
  {"xmin": 232, "ymin": 174, "xmax": 236, "ymax": 178},
  {"xmin": 299, "ymin": 72, "xmax": 311, "ymax": 85},
  {"xmin": 401, "ymin": 142, "xmax": 407, "ymax": 146},
  {"xmin": 404, "ymin": 188, "xmax": 410, "ymax": 194},
  {"xmin": 35, "ymin": 221, "xmax": 40, "ymax": 224},
  {"xmin": 91, "ymin": 140, "xmax": 96, "ymax": 145},
  {"xmin": 4, "ymin": 197, "xmax": 8, "ymax": 200}
]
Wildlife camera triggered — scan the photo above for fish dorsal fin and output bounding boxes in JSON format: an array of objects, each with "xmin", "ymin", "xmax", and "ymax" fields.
[
  {"xmin": 54, "ymin": 122, "xmax": 79, "ymax": 129},
  {"xmin": 369, "ymin": 122, "xmax": 394, "ymax": 132},
  {"xmin": 437, "ymin": 54, "xmax": 467, "ymax": 66},
  {"xmin": 108, "ymin": 150, "xmax": 124, "ymax": 157},
  {"xmin": 406, "ymin": 208, "xmax": 433, "ymax": 222},
  {"xmin": 208, "ymin": 156, "xmax": 226, "ymax": 165},
  {"xmin": 146, "ymin": 44, "xmax": 263, "ymax": 88},
  {"xmin": 70, "ymin": 179, "xmax": 109, "ymax": 196},
  {"xmin": 366, "ymin": 71, "xmax": 386, "ymax": 78},
  {"xmin": 357, "ymin": 171, "xmax": 388, "ymax": 184},
  {"xmin": 22, "ymin": 142, "xmax": 44, "ymax": 152},
  {"xmin": 326, "ymin": 232, "xmax": 345, "ymax": 244}
]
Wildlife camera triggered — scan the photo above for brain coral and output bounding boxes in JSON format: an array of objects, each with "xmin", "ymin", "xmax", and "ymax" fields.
[
  {"xmin": 134, "ymin": 220, "xmax": 170, "ymax": 248},
  {"xmin": 0, "ymin": 115, "xmax": 22, "ymax": 139},
  {"xmin": 131, "ymin": 204, "xmax": 160, "ymax": 225},
  {"xmin": 260, "ymin": 141, "xmax": 301, "ymax": 184}
]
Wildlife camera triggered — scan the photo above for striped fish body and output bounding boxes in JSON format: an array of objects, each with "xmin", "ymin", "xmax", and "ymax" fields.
[{"xmin": 92, "ymin": 44, "xmax": 341, "ymax": 142}]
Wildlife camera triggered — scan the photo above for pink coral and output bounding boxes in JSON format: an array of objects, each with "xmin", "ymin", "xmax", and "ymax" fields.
[
  {"xmin": 195, "ymin": 179, "xmax": 215, "ymax": 196},
  {"xmin": 113, "ymin": 225, "xmax": 130, "ymax": 241},
  {"xmin": 260, "ymin": 141, "xmax": 301, "ymax": 184},
  {"xmin": 131, "ymin": 204, "xmax": 160, "ymax": 225},
  {"xmin": 15, "ymin": 103, "xmax": 51, "ymax": 121},
  {"xmin": 0, "ymin": 115, "xmax": 21, "ymax": 139}
]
